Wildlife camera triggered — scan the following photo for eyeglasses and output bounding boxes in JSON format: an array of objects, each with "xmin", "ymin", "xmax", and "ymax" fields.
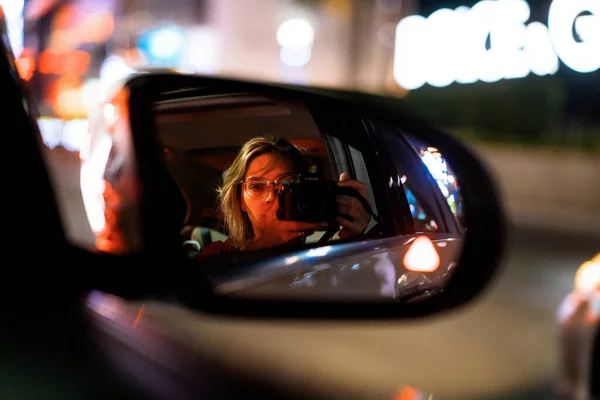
[{"xmin": 241, "ymin": 173, "xmax": 301, "ymax": 199}]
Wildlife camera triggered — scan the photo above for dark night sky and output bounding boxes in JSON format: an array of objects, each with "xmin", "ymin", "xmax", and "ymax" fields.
[{"xmin": 418, "ymin": 0, "xmax": 552, "ymax": 22}]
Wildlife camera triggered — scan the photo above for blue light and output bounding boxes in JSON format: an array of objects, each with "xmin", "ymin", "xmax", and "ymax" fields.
[{"xmin": 137, "ymin": 25, "xmax": 187, "ymax": 67}]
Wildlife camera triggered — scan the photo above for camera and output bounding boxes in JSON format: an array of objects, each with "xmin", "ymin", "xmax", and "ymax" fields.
[
  {"xmin": 277, "ymin": 175, "xmax": 380, "ymax": 243},
  {"xmin": 277, "ymin": 177, "xmax": 340, "ymax": 223}
]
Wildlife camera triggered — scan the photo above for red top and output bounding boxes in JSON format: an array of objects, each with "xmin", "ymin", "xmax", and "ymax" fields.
[{"xmin": 196, "ymin": 240, "xmax": 239, "ymax": 258}]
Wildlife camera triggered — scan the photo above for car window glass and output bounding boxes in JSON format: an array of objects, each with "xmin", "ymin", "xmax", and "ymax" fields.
[
  {"xmin": 404, "ymin": 186, "xmax": 440, "ymax": 232},
  {"xmin": 403, "ymin": 132, "xmax": 466, "ymax": 231},
  {"xmin": 371, "ymin": 118, "xmax": 464, "ymax": 234}
]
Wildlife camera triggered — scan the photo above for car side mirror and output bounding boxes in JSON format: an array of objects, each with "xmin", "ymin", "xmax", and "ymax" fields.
[{"xmin": 77, "ymin": 73, "xmax": 506, "ymax": 319}]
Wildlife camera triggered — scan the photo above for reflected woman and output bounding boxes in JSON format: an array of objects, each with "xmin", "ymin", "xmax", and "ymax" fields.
[{"xmin": 197, "ymin": 136, "xmax": 371, "ymax": 257}]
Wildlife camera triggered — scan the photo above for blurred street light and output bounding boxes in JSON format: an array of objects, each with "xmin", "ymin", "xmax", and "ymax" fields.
[
  {"xmin": 0, "ymin": 0, "xmax": 24, "ymax": 56},
  {"xmin": 277, "ymin": 18, "xmax": 314, "ymax": 67}
]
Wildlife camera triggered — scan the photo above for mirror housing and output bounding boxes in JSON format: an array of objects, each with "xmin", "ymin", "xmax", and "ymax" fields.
[{"xmin": 79, "ymin": 73, "xmax": 507, "ymax": 319}]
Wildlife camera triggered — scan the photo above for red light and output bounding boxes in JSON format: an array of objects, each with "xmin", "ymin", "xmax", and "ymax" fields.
[{"xmin": 403, "ymin": 236, "xmax": 440, "ymax": 272}]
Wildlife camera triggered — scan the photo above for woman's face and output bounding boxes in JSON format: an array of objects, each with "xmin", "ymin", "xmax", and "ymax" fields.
[{"xmin": 242, "ymin": 153, "xmax": 295, "ymax": 236}]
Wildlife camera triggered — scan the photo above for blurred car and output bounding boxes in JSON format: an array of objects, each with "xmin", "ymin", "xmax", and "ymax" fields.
[
  {"xmin": 556, "ymin": 252, "xmax": 600, "ymax": 400},
  {"xmin": 1, "ymin": 6, "xmax": 507, "ymax": 400},
  {"xmin": 66, "ymin": 70, "xmax": 509, "ymax": 399}
]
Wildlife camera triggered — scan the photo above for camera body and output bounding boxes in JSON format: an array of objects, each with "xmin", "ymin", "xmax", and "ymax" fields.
[{"xmin": 277, "ymin": 177, "xmax": 339, "ymax": 223}]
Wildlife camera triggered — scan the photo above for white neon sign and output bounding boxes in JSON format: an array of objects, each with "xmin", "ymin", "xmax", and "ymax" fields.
[
  {"xmin": 394, "ymin": 0, "xmax": 599, "ymax": 90},
  {"xmin": 548, "ymin": 0, "xmax": 600, "ymax": 73}
]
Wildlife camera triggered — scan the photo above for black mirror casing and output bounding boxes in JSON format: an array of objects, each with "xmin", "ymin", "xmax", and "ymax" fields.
[{"xmin": 94, "ymin": 73, "xmax": 507, "ymax": 320}]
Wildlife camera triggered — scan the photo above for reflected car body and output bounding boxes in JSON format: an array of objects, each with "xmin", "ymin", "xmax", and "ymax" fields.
[
  {"xmin": 556, "ymin": 253, "xmax": 600, "ymax": 400},
  {"xmin": 206, "ymin": 234, "xmax": 462, "ymax": 301}
]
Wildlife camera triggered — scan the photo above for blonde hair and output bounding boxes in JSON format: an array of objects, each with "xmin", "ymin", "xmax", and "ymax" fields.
[{"xmin": 217, "ymin": 136, "xmax": 308, "ymax": 249}]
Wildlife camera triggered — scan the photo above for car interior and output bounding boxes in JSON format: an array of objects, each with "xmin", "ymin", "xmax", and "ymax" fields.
[{"xmin": 153, "ymin": 92, "xmax": 379, "ymax": 252}]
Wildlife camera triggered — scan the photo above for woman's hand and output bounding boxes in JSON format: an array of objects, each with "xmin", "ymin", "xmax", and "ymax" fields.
[
  {"xmin": 336, "ymin": 172, "xmax": 372, "ymax": 239},
  {"xmin": 247, "ymin": 211, "xmax": 328, "ymax": 250}
]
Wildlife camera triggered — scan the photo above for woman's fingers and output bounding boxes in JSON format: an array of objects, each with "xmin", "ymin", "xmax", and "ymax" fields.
[
  {"xmin": 336, "ymin": 196, "xmax": 370, "ymax": 235},
  {"xmin": 336, "ymin": 215, "xmax": 366, "ymax": 239},
  {"xmin": 337, "ymin": 201, "xmax": 351, "ymax": 217},
  {"xmin": 337, "ymin": 196, "xmax": 370, "ymax": 225},
  {"xmin": 337, "ymin": 174, "xmax": 368, "ymax": 199},
  {"xmin": 337, "ymin": 175, "xmax": 371, "ymax": 225},
  {"xmin": 337, "ymin": 178, "xmax": 367, "ymax": 193}
]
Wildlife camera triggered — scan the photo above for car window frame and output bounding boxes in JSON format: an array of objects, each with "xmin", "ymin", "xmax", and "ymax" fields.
[
  {"xmin": 366, "ymin": 116, "xmax": 462, "ymax": 235},
  {"xmin": 303, "ymin": 99, "xmax": 409, "ymax": 238},
  {"xmin": 401, "ymin": 131, "xmax": 465, "ymax": 232}
]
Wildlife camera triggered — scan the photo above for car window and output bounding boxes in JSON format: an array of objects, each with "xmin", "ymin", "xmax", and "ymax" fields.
[
  {"xmin": 347, "ymin": 143, "xmax": 379, "ymax": 233},
  {"xmin": 402, "ymin": 132, "xmax": 466, "ymax": 231},
  {"xmin": 404, "ymin": 186, "xmax": 440, "ymax": 232},
  {"xmin": 317, "ymin": 134, "xmax": 380, "ymax": 237},
  {"xmin": 370, "ymin": 118, "xmax": 464, "ymax": 234}
]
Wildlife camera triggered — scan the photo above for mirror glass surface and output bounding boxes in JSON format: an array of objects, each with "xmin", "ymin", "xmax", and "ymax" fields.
[{"xmin": 151, "ymin": 86, "xmax": 467, "ymax": 302}]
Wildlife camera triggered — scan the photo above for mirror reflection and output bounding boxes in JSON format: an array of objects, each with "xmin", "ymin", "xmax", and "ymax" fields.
[
  {"xmin": 156, "ymin": 92, "xmax": 382, "ymax": 257},
  {"xmin": 150, "ymin": 88, "xmax": 466, "ymax": 301}
]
